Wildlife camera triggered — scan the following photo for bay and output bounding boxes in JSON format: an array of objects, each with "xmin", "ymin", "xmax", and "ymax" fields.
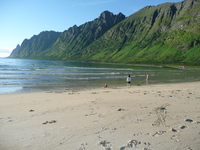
[{"xmin": 0, "ymin": 58, "xmax": 200, "ymax": 94}]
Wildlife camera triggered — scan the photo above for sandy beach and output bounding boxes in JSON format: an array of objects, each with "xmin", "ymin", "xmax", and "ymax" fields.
[{"xmin": 0, "ymin": 82, "xmax": 200, "ymax": 150}]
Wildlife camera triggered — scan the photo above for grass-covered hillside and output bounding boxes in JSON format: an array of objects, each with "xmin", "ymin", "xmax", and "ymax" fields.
[
  {"xmin": 10, "ymin": 0, "xmax": 200, "ymax": 66},
  {"xmin": 81, "ymin": 0, "xmax": 200, "ymax": 65}
]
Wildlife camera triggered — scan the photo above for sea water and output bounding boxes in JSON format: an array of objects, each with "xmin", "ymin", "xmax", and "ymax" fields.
[{"xmin": 0, "ymin": 58, "xmax": 200, "ymax": 94}]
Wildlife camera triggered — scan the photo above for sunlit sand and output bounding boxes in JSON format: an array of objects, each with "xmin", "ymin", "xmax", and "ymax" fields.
[{"xmin": 0, "ymin": 82, "xmax": 200, "ymax": 150}]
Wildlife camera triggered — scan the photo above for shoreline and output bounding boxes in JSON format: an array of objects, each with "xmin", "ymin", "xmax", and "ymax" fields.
[
  {"xmin": 0, "ymin": 81, "xmax": 200, "ymax": 149},
  {"xmin": 5, "ymin": 57, "xmax": 200, "ymax": 69},
  {"xmin": 1, "ymin": 80, "xmax": 200, "ymax": 95},
  {"xmin": 1, "ymin": 58, "xmax": 200, "ymax": 95}
]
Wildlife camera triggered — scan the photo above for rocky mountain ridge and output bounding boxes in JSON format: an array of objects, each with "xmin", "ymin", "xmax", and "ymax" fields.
[
  {"xmin": 10, "ymin": 0, "xmax": 200, "ymax": 65},
  {"xmin": 10, "ymin": 31, "xmax": 61, "ymax": 57}
]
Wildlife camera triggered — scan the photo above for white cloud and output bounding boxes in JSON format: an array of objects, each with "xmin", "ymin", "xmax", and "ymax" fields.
[{"xmin": 0, "ymin": 48, "xmax": 12, "ymax": 57}]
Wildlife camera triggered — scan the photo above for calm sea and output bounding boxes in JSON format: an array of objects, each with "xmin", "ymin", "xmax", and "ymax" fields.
[{"xmin": 0, "ymin": 58, "xmax": 200, "ymax": 94}]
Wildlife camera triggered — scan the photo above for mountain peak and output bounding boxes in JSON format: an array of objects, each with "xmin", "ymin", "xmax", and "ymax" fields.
[
  {"xmin": 98, "ymin": 10, "xmax": 125, "ymax": 20},
  {"xmin": 9, "ymin": 0, "xmax": 200, "ymax": 65},
  {"xmin": 99, "ymin": 10, "xmax": 113, "ymax": 18}
]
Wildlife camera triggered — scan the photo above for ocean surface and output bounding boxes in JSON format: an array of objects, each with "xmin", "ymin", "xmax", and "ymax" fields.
[{"xmin": 0, "ymin": 58, "xmax": 200, "ymax": 94}]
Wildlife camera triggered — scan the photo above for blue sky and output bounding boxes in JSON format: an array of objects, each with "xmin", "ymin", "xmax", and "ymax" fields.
[{"xmin": 0, "ymin": 0, "xmax": 183, "ymax": 57}]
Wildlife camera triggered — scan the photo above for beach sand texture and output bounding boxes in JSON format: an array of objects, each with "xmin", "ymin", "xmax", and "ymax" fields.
[{"xmin": 0, "ymin": 82, "xmax": 200, "ymax": 150}]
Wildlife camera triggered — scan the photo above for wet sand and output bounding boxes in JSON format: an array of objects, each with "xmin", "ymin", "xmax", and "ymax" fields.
[{"xmin": 0, "ymin": 82, "xmax": 200, "ymax": 150}]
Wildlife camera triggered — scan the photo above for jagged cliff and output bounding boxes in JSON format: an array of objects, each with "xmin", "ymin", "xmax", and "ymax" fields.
[
  {"xmin": 9, "ymin": 31, "xmax": 61, "ymax": 57},
  {"xmin": 9, "ymin": 44, "xmax": 21, "ymax": 57},
  {"xmin": 81, "ymin": 0, "xmax": 200, "ymax": 65},
  {"xmin": 10, "ymin": 0, "xmax": 200, "ymax": 65},
  {"xmin": 39, "ymin": 11, "xmax": 126, "ymax": 60}
]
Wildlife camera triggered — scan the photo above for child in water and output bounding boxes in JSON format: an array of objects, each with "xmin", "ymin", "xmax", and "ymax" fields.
[{"xmin": 126, "ymin": 75, "xmax": 131, "ymax": 86}]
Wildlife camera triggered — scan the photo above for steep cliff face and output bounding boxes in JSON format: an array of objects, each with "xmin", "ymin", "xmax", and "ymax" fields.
[
  {"xmin": 10, "ymin": 31, "xmax": 61, "ymax": 58},
  {"xmin": 9, "ymin": 0, "xmax": 200, "ymax": 65},
  {"xmin": 9, "ymin": 44, "xmax": 21, "ymax": 57},
  {"xmin": 42, "ymin": 11, "xmax": 126, "ymax": 60},
  {"xmin": 81, "ymin": 0, "xmax": 200, "ymax": 65}
]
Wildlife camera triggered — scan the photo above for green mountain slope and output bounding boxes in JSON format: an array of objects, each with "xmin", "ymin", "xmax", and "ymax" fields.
[
  {"xmin": 81, "ymin": 0, "xmax": 200, "ymax": 65},
  {"xmin": 41, "ymin": 11, "xmax": 125, "ymax": 60},
  {"xmin": 10, "ymin": 0, "xmax": 200, "ymax": 66},
  {"xmin": 9, "ymin": 31, "xmax": 61, "ymax": 58}
]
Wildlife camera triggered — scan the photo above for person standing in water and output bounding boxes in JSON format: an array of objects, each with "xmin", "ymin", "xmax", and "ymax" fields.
[
  {"xmin": 146, "ymin": 73, "xmax": 149, "ymax": 85},
  {"xmin": 126, "ymin": 74, "xmax": 131, "ymax": 86}
]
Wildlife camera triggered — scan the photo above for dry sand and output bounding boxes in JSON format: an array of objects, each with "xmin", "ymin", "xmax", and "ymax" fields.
[{"xmin": 0, "ymin": 82, "xmax": 200, "ymax": 150}]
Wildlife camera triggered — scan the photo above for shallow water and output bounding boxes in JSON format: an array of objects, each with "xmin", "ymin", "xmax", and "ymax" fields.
[{"xmin": 0, "ymin": 58, "xmax": 200, "ymax": 94}]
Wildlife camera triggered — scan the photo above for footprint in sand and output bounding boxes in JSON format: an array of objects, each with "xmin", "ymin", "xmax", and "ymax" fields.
[
  {"xmin": 120, "ymin": 140, "xmax": 151, "ymax": 150},
  {"xmin": 120, "ymin": 140, "xmax": 140, "ymax": 149},
  {"xmin": 152, "ymin": 131, "xmax": 166, "ymax": 137},
  {"xmin": 127, "ymin": 140, "xmax": 140, "ymax": 148},
  {"xmin": 79, "ymin": 143, "xmax": 88, "ymax": 150},
  {"xmin": 180, "ymin": 125, "xmax": 187, "ymax": 129},
  {"xmin": 91, "ymin": 92, "xmax": 98, "ymax": 94},
  {"xmin": 49, "ymin": 120, "xmax": 56, "ymax": 124},
  {"xmin": 99, "ymin": 140, "xmax": 112, "ymax": 150},
  {"xmin": 85, "ymin": 111, "xmax": 97, "ymax": 116},
  {"xmin": 185, "ymin": 119, "xmax": 193, "ymax": 123},
  {"xmin": 43, "ymin": 121, "xmax": 48, "ymax": 124},
  {"xmin": 170, "ymin": 135, "xmax": 180, "ymax": 142},
  {"xmin": 152, "ymin": 104, "xmax": 170, "ymax": 126},
  {"xmin": 42, "ymin": 120, "xmax": 56, "ymax": 125},
  {"xmin": 103, "ymin": 91, "xmax": 110, "ymax": 93},
  {"xmin": 7, "ymin": 119, "xmax": 14, "ymax": 122},
  {"xmin": 117, "ymin": 108, "xmax": 126, "ymax": 111},
  {"xmin": 133, "ymin": 132, "xmax": 142, "ymax": 136},
  {"xmin": 171, "ymin": 128, "xmax": 178, "ymax": 132}
]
